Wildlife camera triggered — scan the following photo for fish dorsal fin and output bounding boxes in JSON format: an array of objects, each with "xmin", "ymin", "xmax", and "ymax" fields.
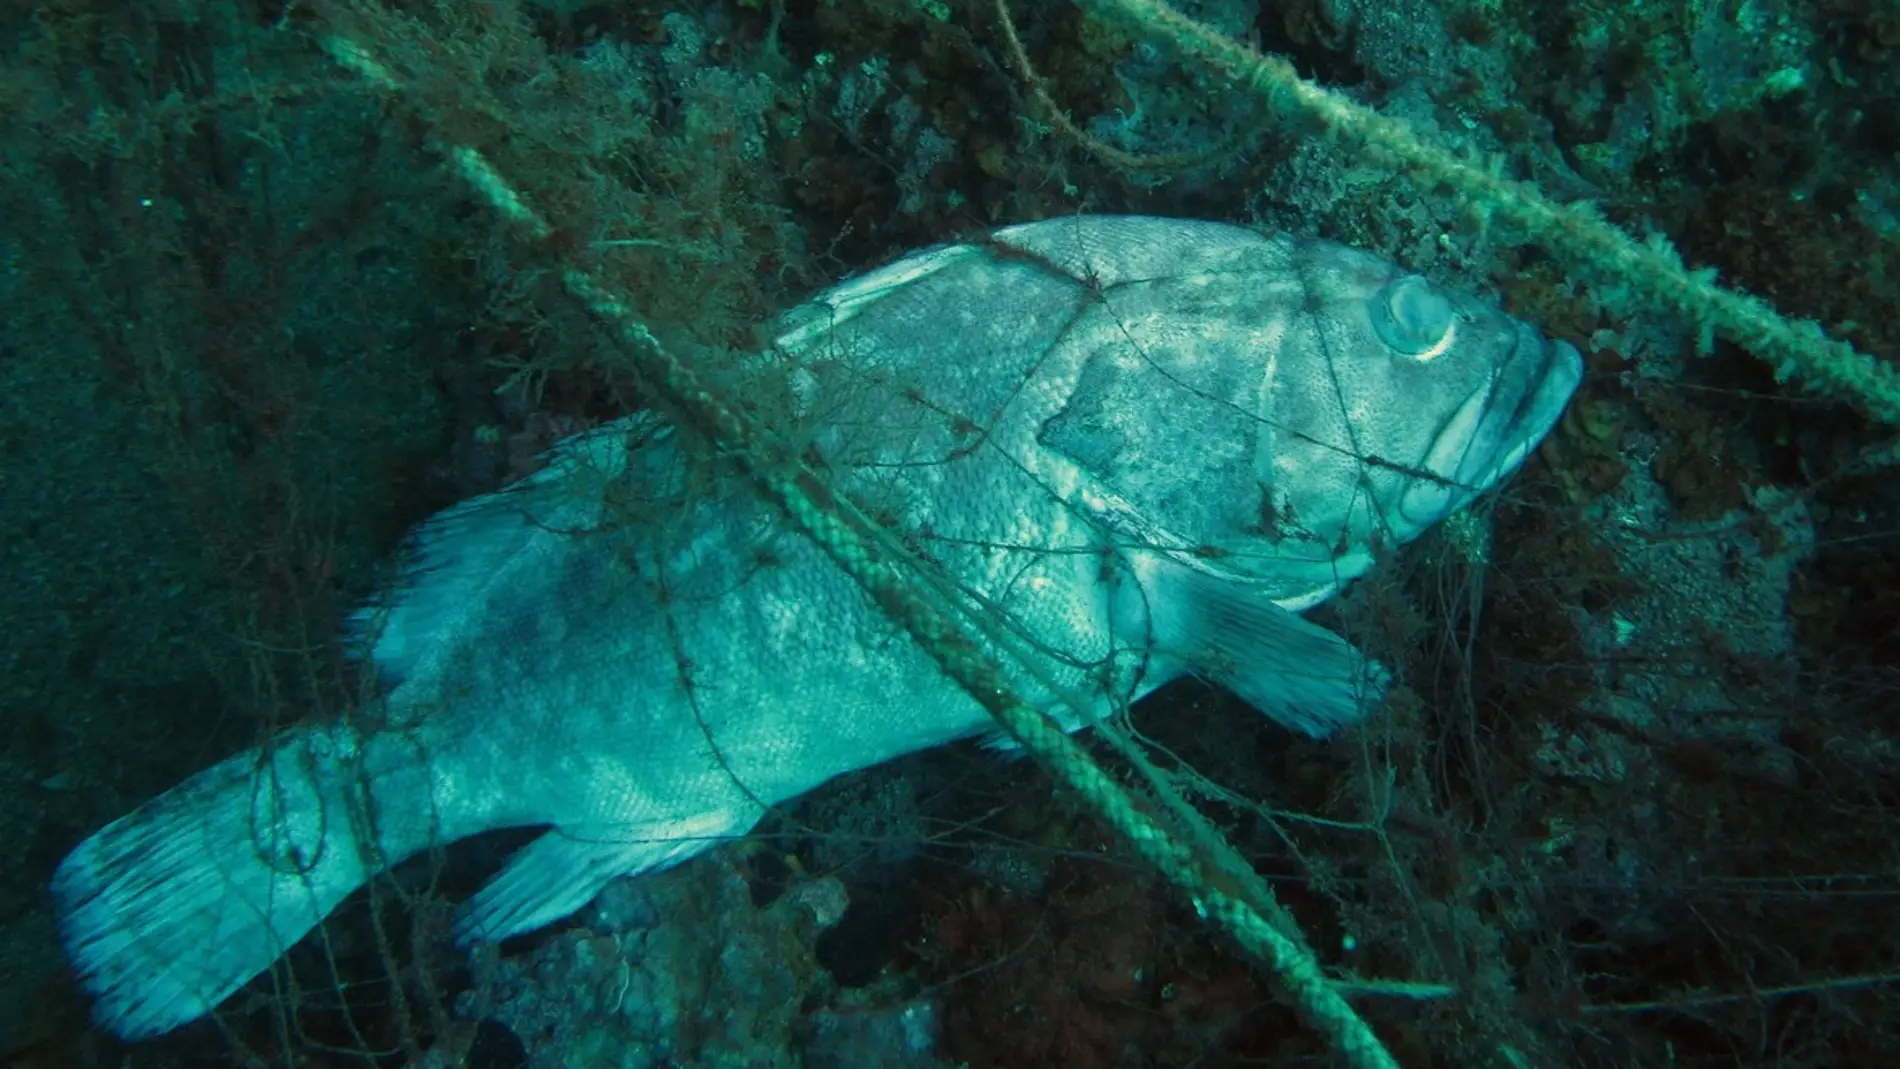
[{"xmin": 345, "ymin": 416, "xmax": 660, "ymax": 684}]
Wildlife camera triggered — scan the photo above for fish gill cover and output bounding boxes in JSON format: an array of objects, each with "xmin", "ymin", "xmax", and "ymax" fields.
[{"xmin": 0, "ymin": 2, "xmax": 1894, "ymax": 1069}]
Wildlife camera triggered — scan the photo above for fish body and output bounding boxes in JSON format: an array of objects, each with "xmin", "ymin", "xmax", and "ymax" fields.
[{"xmin": 53, "ymin": 216, "xmax": 1582, "ymax": 1039}]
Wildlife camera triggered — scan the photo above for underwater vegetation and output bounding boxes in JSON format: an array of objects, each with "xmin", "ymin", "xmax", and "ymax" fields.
[{"xmin": 0, "ymin": 0, "xmax": 1896, "ymax": 1066}]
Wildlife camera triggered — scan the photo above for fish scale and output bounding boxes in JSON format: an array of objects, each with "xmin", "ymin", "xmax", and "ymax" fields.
[{"xmin": 51, "ymin": 215, "xmax": 1582, "ymax": 1041}]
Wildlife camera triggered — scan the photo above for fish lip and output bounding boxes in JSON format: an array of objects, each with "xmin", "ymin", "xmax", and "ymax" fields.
[
  {"xmin": 1406, "ymin": 331, "xmax": 1583, "ymax": 525},
  {"xmin": 1462, "ymin": 334, "xmax": 1583, "ymax": 487}
]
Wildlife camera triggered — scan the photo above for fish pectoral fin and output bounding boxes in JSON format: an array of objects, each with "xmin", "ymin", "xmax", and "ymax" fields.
[
  {"xmin": 1145, "ymin": 557, "xmax": 1389, "ymax": 738},
  {"xmin": 453, "ymin": 810, "xmax": 752, "ymax": 946}
]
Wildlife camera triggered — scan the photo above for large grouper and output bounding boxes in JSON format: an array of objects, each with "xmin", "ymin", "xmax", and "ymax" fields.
[{"xmin": 52, "ymin": 216, "xmax": 1583, "ymax": 1039}]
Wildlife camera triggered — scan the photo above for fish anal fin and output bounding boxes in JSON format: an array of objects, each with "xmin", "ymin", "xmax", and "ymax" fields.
[{"xmin": 452, "ymin": 808, "xmax": 754, "ymax": 946}]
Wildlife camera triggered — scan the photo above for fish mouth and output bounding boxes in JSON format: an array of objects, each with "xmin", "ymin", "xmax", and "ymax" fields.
[
  {"xmin": 1460, "ymin": 333, "xmax": 1584, "ymax": 487},
  {"xmin": 1402, "ymin": 330, "xmax": 1584, "ymax": 524}
]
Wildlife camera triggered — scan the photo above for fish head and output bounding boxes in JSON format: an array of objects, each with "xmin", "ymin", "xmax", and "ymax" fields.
[
  {"xmin": 790, "ymin": 216, "xmax": 1582, "ymax": 610},
  {"xmin": 1246, "ymin": 242, "xmax": 1583, "ymax": 599}
]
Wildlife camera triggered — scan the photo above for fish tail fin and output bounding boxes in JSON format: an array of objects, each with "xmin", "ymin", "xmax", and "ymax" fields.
[{"xmin": 51, "ymin": 725, "xmax": 384, "ymax": 1040}]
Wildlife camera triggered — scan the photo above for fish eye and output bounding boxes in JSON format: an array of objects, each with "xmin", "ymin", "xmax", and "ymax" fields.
[{"xmin": 1371, "ymin": 275, "xmax": 1456, "ymax": 361}]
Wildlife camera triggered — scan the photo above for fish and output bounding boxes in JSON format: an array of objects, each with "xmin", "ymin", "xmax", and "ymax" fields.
[{"xmin": 51, "ymin": 215, "xmax": 1583, "ymax": 1040}]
